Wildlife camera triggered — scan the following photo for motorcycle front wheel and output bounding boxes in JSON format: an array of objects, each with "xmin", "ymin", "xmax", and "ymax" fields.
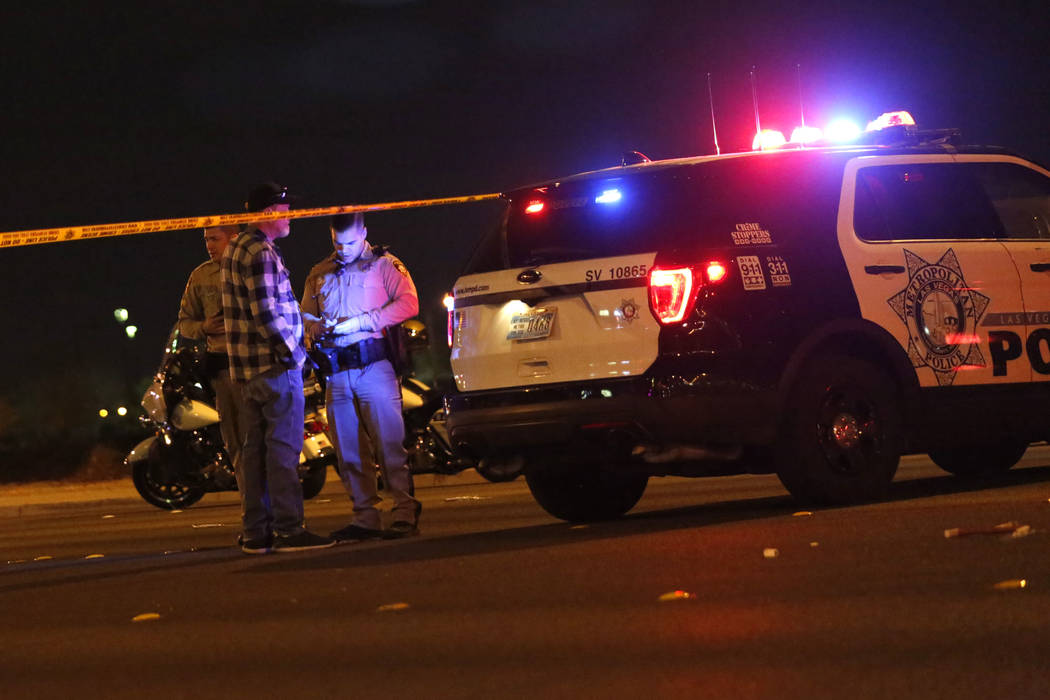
[{"xmin": 132, "ymin": 459, "xmax": 206, "ymax": 510}]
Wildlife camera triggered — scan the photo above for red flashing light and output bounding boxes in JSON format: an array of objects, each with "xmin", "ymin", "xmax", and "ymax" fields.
[
  {"xmin": 525, "ymin": 200, "xmax": 545, "ymax": 214},
  {"xmin": 752, "ymin": 129, "xmax": 786, "ymax": 151},
  {"xmin": 866, "ymin": 110, "xmax": 916, "ymax": 132},
  {"xmin": 648, "ymin": 267, "xmax": 696, "ymax": 324},
  {"xmin": 789, "ymin": 125, "xmax": 823, "ymax": 145}
]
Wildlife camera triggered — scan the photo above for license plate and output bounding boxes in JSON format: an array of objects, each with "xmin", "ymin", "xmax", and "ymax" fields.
[{"xmin": 507, "ymin": 307, "xmax": 556, "ymax": 340}]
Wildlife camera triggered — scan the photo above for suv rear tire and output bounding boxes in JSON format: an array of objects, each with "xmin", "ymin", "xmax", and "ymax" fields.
[
  {"xmin": 525, "ymin": 462, "xmax": 648, "ymax": 522},
  {"xmin": 776, "ymin": 354, "xmax": 902, "ymax": 505},
  {"xmin": 928, "ymin": 442, "xmax": 1028, "ymax": 476}
]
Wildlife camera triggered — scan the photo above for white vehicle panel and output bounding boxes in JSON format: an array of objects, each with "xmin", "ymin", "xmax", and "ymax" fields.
[
  {"xmin": 451, "ymin": 253, "xmax": 659, "ymax": 392},
  {"xmin": 837, "ymin": 155, "xmax": 1028, "ymax": 387},
  {"xmin": 953, "ymin": 155, "xmax": 1050, "ymax": 384}
]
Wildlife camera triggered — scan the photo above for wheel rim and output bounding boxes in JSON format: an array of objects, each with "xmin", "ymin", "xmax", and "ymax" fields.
[
  {"xmin": 815, "ymin": 386, "xmax": 884, "ymax": 475},
  {"xmin": 141, "ymin": 464, "xmax": 200, "ymax": 506}
]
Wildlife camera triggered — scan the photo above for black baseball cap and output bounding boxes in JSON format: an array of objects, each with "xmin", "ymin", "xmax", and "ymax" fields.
[{"xmin": 244, "ymin": 182, "xmax": 299, "ymax": 212}]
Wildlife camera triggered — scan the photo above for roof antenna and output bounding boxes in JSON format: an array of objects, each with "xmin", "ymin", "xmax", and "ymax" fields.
[
  {"xmin": 750, "ymin": 66, "xmax": 762, "ymax": 139},
  {"xmin": 796, "ymin": 63, "xmax": 806, "ymax": 129},
  {"xmin": 706, "ymin": 72, "xmax": 721, "ymax": 155}
]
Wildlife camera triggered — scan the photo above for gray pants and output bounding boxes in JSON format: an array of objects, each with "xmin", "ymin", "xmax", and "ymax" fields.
[
  {"xmin": 235, "ymin": 367, "xmax": 306, "ymax": 539},
  {"xmin": 326, "ymin": 359, "xmax": 419, "ymax": 530},
  {"xmin": 211, "ymin": 371, "xmax": 244, "ymax": 469}
]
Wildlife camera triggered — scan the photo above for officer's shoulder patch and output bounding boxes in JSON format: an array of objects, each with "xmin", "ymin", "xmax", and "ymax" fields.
[{"xmin": 388, "ymin": 254, "xmax": 410, "ymax": 278}]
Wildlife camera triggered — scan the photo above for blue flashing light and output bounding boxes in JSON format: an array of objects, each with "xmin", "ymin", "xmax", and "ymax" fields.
[
  {"xmin": 595, "ymin": 188, "xmax": 622, "ymax": 205},
  {"xmin": 824, "ymin": 118, "xmax": 862, "ymax": 143}
]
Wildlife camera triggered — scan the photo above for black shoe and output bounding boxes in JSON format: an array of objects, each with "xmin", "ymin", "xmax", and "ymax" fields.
[
  {"xmin": 382, "ymin": 521, "xmax": 419, "ymax": 539},
  {"xmin": 272, "ymin": 530, "xmax": 335, "ymax": 553},
  {"xmin": 238, "ymin": 534, "xmax": 272, "ymax": 555},
  {"xmin": 329, "ymin": 523, "xmax": 384, "ymax": 542}
]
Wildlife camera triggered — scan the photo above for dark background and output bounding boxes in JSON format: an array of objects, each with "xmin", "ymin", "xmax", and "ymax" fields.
[{"xmin": 0, "ymin": 0, "xmax": 1048, "ymax": 457}]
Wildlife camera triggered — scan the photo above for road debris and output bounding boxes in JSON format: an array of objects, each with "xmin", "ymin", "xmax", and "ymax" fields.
[
  {"xmin": 376, "ymin": 602, "xmax": 411, "ymax": 612},
  {"xmin": 658, "ymin": 590, "xmax": 696, "ymax": 602},
  {"xmin": 190, "ymin": 523, "xmax": 226, "ymax": 529},
  {"xmin": 944, "ymin": 521, "xmax": 1029, "ymax": 538},
  {"xmin": 763, "ymin": 548, "xmax": 779, "ymax": 559},
  {"xmin": 793, "ymin": 511, "xmax": 813, "ymax": 517},
  {"xmin": 992, "ymin": 579, "xmax": 1028, "ymax": 591},
  {"xmin": 101, "ymin": 515, "xmax": 115, "ymax": 519},
  {"xmin": 132, "ymin": 613, "xmax": 162, "ymax": 622},
  {"xmin": 1007, "ymin": 525, "xmax": 1033, "ymax": 539},
  {"xmin": 444, "ymin": 495, "xmax": 491, "ymax": 502}
]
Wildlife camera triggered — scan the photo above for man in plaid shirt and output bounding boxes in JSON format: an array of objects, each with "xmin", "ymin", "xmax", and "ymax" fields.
[{"xmin": 221, "ymin": 182, "xmax": 333, "ymax": 554}]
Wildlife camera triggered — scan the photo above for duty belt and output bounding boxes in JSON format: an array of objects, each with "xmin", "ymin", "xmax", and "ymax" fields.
[{"xmin": 314, "ymin": 337, "xmax": 388, "ymax": 373}]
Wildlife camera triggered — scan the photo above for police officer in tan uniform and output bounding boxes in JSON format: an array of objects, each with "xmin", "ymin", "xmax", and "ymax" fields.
[
  {"xmin": 302, "ymin": 212, "xmax": 421, "ymax": 540},
  {"xmin": 177, "ymin": 225, "xmax": 244, "ymax": 468}
]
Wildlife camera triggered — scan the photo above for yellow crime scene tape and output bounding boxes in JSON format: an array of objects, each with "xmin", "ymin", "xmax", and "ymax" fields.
[{"xmin": 0, "ymin": 192, "xmax": 502, "ymax": 249}]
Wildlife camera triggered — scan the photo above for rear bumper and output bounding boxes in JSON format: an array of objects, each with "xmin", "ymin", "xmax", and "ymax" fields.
[{"xmin": 445, "ymin": 377, "xmax": 779, "ymax": 457}]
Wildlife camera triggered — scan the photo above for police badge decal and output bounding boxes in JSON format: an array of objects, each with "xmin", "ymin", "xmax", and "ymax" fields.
[
  {"xmin": 615, "ymin": 298, "xmax": 638, "ymax": 325},
  {"xmin": 887, "ymin": 249, "xmax": 990, "ymax": 386}
]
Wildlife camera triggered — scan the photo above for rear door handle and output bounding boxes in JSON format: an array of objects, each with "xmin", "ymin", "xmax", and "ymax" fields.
[
  {"xmin": 864, "ymin": 265, "xmax": 905, "ymax": 274},
  {"xmin": 1030, "ymin": 262, "xmax": 1050, "ymax": 272}
]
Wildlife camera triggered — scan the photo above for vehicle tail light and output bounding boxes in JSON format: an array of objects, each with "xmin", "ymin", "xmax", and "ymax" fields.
[
  {"xmin": 705, "ymin": 261, "xmax": 727, "ymax": 283},
  {"xmin": 648, "ymin": 262, "xmax": 728, "ymax": 325},
  {"xmin": 443, "ymin": 294, "xmax": 455, "ymax": 348},
  {"xmin": 649, "ymin": 267, "xmax": 696, "ymax": 324}
]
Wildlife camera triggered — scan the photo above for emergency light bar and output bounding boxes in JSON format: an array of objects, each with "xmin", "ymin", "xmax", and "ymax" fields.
[{"xmin": 750, "ymin": 111, "xmax": 960, "ymax": 151}]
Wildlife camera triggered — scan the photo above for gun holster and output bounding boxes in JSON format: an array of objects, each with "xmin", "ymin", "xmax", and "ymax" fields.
[{"xmin": 308, "ymin": 346, "xmax": 341, "ymax": 376}]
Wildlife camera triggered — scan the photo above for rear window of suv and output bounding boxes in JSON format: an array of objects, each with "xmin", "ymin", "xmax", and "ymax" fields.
[
  {"xmin": 462, "ymin": 152, "xmax": 848, "ymax": 275},
  {"xmin": 463, "ymin": 170, "xmax": 702, "ymax": 274}
]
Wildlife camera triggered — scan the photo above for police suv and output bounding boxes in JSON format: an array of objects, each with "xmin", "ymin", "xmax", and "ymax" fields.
[{"xmin": 445, "ymin": 114, "xmax": 1050, "ymax": 522}]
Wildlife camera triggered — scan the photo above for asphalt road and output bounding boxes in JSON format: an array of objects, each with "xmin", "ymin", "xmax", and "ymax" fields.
[{"xmin": 3, "ymin": 452, "xmax": 1050, "ymax": 699}]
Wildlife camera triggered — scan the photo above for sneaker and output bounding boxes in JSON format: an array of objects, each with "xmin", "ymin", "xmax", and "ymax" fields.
[
  {"xmin": 238, "ymin": 534, "xmax": 272, "ymax": 555},
  {"xmin": 329, "ymin": 523, "xmax": 384, "ymax": 542},
  {"xmin": 382, "ymin": 521, "xmax": 419, "ymax": 540},
  {"xmin": 272, "ymin": 530, "xmax": 335, "ymax": 553}
]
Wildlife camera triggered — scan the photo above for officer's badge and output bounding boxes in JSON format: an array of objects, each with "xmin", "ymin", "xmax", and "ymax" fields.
[
  {"xmin": 887, "ymin": 249, "xmax": 990, "ymax": 386},
  {"xmin": 615, "ymin": 298, "xmax": 639, "ymax": 324}
]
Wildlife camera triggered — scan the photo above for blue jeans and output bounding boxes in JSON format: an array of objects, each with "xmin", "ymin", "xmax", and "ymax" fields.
[
  {"xmin": 326, "ymin": 359, "xmax": 419, "ymax": 529},
  {"xmin": 235, "ymin": 367, "xmax": 305, "ymax": 539}
]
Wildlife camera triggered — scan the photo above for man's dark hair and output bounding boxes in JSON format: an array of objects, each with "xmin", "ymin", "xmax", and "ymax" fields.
[{"xmin": 331, "ymin": 212, "xmax": 364, "ymax": 232}]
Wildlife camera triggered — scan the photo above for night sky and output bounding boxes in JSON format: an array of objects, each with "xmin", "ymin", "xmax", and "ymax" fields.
[{"xmin": 1, "ymin": 0, "xmax": 1048, "ymax": 428}]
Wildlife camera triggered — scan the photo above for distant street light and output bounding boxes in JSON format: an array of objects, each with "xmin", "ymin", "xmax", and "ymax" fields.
[
  {"xmin": 125, "ymin": 325, "xmax": 138, "ymax": 339},
  {"xmin": 117, "ymin": 406, "xmax": 128, "ymax": 416},
  {"xmin": 114, "ymin": 308, "xmax": 129, "ymax": 324},
  {"xmin": 98, "ymin": 409, "xmax": 109, "ymax": 418}
]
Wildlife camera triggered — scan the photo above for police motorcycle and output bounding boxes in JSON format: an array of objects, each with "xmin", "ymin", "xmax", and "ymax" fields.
[{"xmin": 126, "ymin": 331, "xmax": 334, "ymax": 510}]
